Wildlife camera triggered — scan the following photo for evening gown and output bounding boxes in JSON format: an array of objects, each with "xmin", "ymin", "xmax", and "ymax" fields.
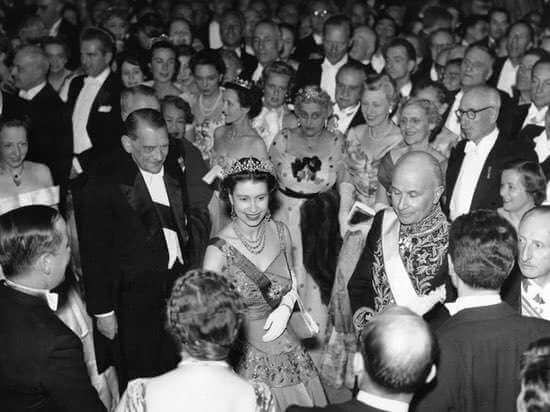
[{"xmin": 208, "ymin": 221, "xmax": 327, "ymax": 411}]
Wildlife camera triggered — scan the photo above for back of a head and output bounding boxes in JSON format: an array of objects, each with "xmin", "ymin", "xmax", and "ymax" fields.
[
  {"xmin": 519, "ymin": 338, "xmax": 550, "ymax": 412},
  {"xmin": 166, "ymin": 269, "xmax": 245, "ymax": 361},
  {"xmin": 0, "ymin": 206, "xmax": 63, "ymax": 279},
  {"xmin": 449, "ymin": 210, "xmax": 517, "ymax": 290},
  {"xmin": 361, "ymin": 306, "xmax": 437, "ymax": 395}
]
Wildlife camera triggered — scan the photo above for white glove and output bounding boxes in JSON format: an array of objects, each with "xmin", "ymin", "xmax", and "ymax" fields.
[
  {"xmin": 407, "ymin": 285, "xmax": 447, "ymax": 316},
  {"xmin": 262, "ymin": 304, "xmax": 292, "ymax": 342},
  {"xmin": 338, "ymin": 212, "xmax": 350, "ymax": 238}
]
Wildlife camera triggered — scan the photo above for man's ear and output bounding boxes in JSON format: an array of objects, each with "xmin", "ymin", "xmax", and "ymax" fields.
[
  {"xmin": 426, "ymin": 364, "xmax": 437, "ymax": 384},
  {"xmin": 121, "ymin": 135, "xmax": 133, "ymax": 154},
  {"xmin": 433, "ymin": 185, "xmax": 444, "ymax": 204},
  {"xmin": 448, "ymin": 255, "xmax": 458, "ymax": 288},
  {"xmin": 408, "ymin": 60, "xmax": 416, "ymax": 74},
  {"xmin": 37, "ymin": 253, "xmax": 52, "ymax": 278}
]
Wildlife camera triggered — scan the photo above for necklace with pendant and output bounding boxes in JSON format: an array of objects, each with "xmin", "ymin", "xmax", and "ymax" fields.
[
  {"xmin": 1, "ymin": 164, "xmax": 23, "ymax": 186},
  {"xmin": 232, "ymin": 218, "xmax": 267, "ymax": 255}
]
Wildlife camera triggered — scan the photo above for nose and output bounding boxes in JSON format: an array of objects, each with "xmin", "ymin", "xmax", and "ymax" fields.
[
  {"xmin": 153, "ymin": 148, "xmax": 163, "ymax": 162},
  {"xmin": 520, "ymin": 243, "xmax": 531, "ymax": 262},
  {"xmin": 396, "ymin": 195, "xmax": 407, "ymax": 211}
]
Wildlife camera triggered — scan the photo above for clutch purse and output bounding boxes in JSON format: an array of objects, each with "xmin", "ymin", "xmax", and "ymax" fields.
[{"xmin": 283, "ymin": 248, "xmax": 320, "ymax": 339}]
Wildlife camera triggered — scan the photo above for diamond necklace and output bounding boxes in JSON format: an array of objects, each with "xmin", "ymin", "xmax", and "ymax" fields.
[{"xmin": 232, "ymin": 218, "xmax": 267, "ymax": 254}]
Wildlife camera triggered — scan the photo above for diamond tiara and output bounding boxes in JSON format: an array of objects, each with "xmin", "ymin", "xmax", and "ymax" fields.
[{"xmin": 222, "ymin": 157, "xmax": 274, "ymax": 178}]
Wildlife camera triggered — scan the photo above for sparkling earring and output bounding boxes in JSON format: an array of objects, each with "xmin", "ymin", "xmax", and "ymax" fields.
[{"xmin": 265, "ymin": 209, "xmax": 271, "ymax": 221}]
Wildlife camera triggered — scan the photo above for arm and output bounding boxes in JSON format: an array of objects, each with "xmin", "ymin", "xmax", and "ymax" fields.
[
  {"xmin": 203, "ymin": 244, "xmax": 227, "ymax": 273},
  {"xmin": 45, "ymin": 333, "xmax": 106, "ymax": 412}
]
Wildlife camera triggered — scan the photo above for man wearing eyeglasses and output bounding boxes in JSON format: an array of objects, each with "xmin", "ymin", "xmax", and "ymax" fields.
[
  {"xmin": 293, "ymin": 1, "xmax": 331, "ymax": 63},
  {"xmin": 445, "ymin": 85, "xmax": 536, "ymax": 220}
]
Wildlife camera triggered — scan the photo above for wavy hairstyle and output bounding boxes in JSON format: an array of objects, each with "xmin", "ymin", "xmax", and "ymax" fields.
[{"xmin": 166, "ymin": 269, "xmax": 245, "ymax": 360}]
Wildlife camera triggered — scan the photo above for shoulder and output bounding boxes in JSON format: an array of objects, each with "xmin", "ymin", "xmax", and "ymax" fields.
[
  {"xmin": 117, "ymin": 379, "xmax": 149, "ymax": 412},
  {"xmin": 26, "ymin": 161, "xmax": 54, "ymax": 184}
]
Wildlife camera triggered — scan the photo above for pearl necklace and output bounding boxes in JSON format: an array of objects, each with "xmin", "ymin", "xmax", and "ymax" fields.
[
  {"xmin": 198, "ymin": 90, "xmax": 222, "ymax": 117},
  {"xmin": 232, "ymin": 218, "xmax": 267, "ymax": 255}
]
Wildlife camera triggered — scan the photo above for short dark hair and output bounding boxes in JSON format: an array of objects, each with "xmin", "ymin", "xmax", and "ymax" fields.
[
  {"xmin": 385, "ymin": 37, "xmax": 416, "ymax": 62},
  {"xmin": 119, "ymin": 52, "xmax": 150, "ymax": 80},
  {"xmin": 323, "ymin": 14, "xmax": 352, "ymax": 39},
  {"xmin": 412, "ymin": 80, "xmax": 449, "ymax": 106},
  {"xmin": 360, "ymin": 306, "xmax": 439, "ymax": 394},
  {"xmin": 422, "ymin": 6, "xmax": 453, "ymax": 31},
  {"xmin": 190, "ymin": 49, "xmax": 226, "ymax": 76},
  {"xmin": 532, "ymin": 58, "xmax": 550, "ymax": 76},
  {"xmin": 449, "ymin": 210, "xmax": 517, "ymax": 290},
  {"xmin": 488, "ymin": 7, "xmax": 510, "ymax": 22},
  {"xmin": 518, "ymin": 338, "xmax": 550, "ymax": 412},
  {"xmin": 166, "ymin": 269, "xmax": 245, "ymax": 360},
  {"xmin": 262, "ymin": 60, "xmax": 295, "ymax": 90},
  {"xmin": 220, "ymin": 9, "xmax": 245, "ymax": 28},
  {"xmin": 508, "ymin": 20, "xmax": 534, "ymax": 43},
  {"xmin": 80, "ymin": 26, "xmax": 115, "ymax": 57},
  {"xmin": 161, "ymin": 95, "xmax": 193, "ymax": 124},
  {"xmin": 42, "ymin": 36, "xmax": 70, "ymax": 60},
  {"xmin": 150, "ymin": 39, "xmax": 177, "ymax": 60},
  {"xmin": 0, "ymin": 118, "xmax": 29, "ymax": 135},
  {"xmin": 223, "ymin": 82, "xmax": 263, "ymax": 119},
  {"xmin": 0, "ymin": 206, "xmax": 63, "ymax": 278},
  {"xmin": 220, "ymin": 157, "xmax": 278, "ymax": 216},
  {"xmin": 337, "ymin": 60, "xmax": 367, "ymax": 82},
  {"xmin": 504, "ymin": 161, "xmax": 547, "ymax": 206},
  {"xmin": 124, "ymin": 108, "xmax": 166, "ymax": 140}
]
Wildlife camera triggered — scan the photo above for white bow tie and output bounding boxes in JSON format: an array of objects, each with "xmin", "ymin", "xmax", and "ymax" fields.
[
  {"xmin": 46, "ymin": 292, "xmax": 59, "ymax": 311},
  {"xmin": 4, "ymin": 280, "xmax": 59, "ymax": 311},
  {"xmin": 18, "ymin": 90, "xmax": 31, "ymax": 100}
]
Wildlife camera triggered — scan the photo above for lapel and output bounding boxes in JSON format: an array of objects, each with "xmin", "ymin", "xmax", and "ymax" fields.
[
  {"xmin": 90, "ymin": 72, "xmax": 114, "ymax": 114},
  {"xmin": 469, "ymin": 134, "xmax": 502, "ymax": 209},
  {"xmin": 118, "ymin": 159, "xmax": 161, "ymax": 240},
  {"xmin": 446, "ymin": 140, "xmax": 466, "ymax": 203},
  {"xmin": 163, "ymin": 170, "xmax": 187, "ymax": 241},
  {"xmin": 348, "ymin": 109, "xmax": 366, "ymax": 131}
]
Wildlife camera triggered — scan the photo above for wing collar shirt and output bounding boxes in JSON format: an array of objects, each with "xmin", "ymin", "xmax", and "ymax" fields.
[
  {"xmin": 522, "ymin": 103, "xmax": 548, "ymax": 129},
  {"xmin": 18, "ymin": 81, "xmax": 47, "ymax": 100},
  {"xmin": 4, "ymin": 279, "xmax": 59, "ymax": 311},
  {"xmin": 522, "ymin": 278, "xmax": 550, "ymax": 320},
  {"xmin": 444, "ymin": 89, "xmax": 464, "ymax": 137},
  {"xmin": 139, "ymin": 166, "xmax": 183, "ymax": 269},
  {"xmin": 72, "ymin": 67, "xmax": 110, "ymax": 172},
  {"xmin": 356, "ymin": 390, "xmax": 409, "ymax": 412},
  {"xmin": 445, "ymin": 294, "xmax": 502, "ymax": 316},
  {"xmin": 321, "ymin": 55, "xmax": 348, "ymax": 102},
  {"xmin": 496, "ymin": 58, "xmax": 517, "ymax": 98},
  {"xmin": 449, "ymin": 127, "xmax": 498, "ymax": 220},
  {"xmin": 333, "ymin": 102, "xmax": 360, "ymax": 134},
  {"xmin": 252, "ymin": 63, "xmax": 265, "ymax": 83}
]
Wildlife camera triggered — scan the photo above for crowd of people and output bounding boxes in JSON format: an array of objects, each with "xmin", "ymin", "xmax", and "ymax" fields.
[{"xmin": 2, "ymin": 0, "xmax": 550, "ymax": 411}]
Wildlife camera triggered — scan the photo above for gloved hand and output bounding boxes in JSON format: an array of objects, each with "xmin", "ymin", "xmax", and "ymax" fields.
[
  {"xmin": 262, "ymin": 304, "xmax": 292, "ymax": 342},
  {"xmin": 407, "ymin": 285, "xmax": 447, "ymax": 316}
]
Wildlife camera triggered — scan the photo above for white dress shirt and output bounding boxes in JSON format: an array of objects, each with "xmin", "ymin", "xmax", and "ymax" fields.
[
  {"xmin": 399, "ymin": 82, "xmax": 412, "ymax": 99},
  {"xmin": 449, "ymin": 128, "xmax": 499, "ymax": 220},
  {"xmin": 522, "ymin": 103, "xmax": 548, "ymax": 129},
  {"xmin": 522, "ymin": 278, "xmax": 550, "ymax": 320},
  {"xmin": 444, "ymin": 90, "xmax": 464, "ymax": 137},
  {"xmin": 253, "ymin": 105, "xmax": 285, "ymax": 148},
  {"xmin": 139, "ymin": 167, "xmax": 183, "ymax": 269},
  {"xmin": 356, "ymin": 390, "xmax": 409, "ymax": 412},
  {"xmin": 371, "ymin": 53, "xmax": 385, "ymax": 73},
  {"xmin": 208, "ymin": 20, "xmax": 222, "ymax": 49},
  {"xmin": 533, "ymin": 130, "xmax": 550, "ymax": 162},
  {"xmin": 18, "ymin": 81, "xmax": 46, "ymax": 101},
  {"xmin": 333, "ymin": 102, "xmax": 360, "ymax": 134},
  {"xmin": 430, "ymin": 63, "xmax": 438, "ymax": 81},
  {"xmin": 251, "ymin": 63, "xmax": 265, "ymax": 83},
  {"xmin": 496, "ymin": 58, "xmax": 517, "ymax": 98},
  {"xmin": 445, "ymin": 294, "xmax": 501, "ymax": 316},
  {"xmin": 4, "ymin": 279, "xmax": 59, "ymax": 311},
  {"xmin": 72, "ymin": 68, "xmax": 110, "ymax": 172},
  {"xmin": 49, "ymin": 18, "xmax": 62, "ymax": 36},
  {"xmin": 321, "ymin": 55, "xmax": 348, "ymax": 102}
]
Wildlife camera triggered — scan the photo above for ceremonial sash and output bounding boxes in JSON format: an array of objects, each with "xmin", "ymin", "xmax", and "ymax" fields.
[{"xmin": 381, "ymin": 208, "xmax": 418, "ymax": 306}]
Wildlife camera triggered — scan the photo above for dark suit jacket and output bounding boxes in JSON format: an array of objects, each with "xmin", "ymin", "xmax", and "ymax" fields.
[
  {"xmin": 488, "ymin": 56, "xmax": 507, "ymax": 88},
  {"xmin": 443, "ymin": 131, "xmax": 537, "ymax": 215},
  {"xmin": 294, "ymin": 57, "xmax": 360, "ymax": 96},
  {"xmin": 67, "ymin": 72, "xmax": 123, "ymax": 173},
  {"xmin": 293, "ymin": 34, "xmax": 324, "ymax": 63},
  {"xmin": 24, "ymin": 83, "xmax": 72, "ymax": 187},
  {"xmin": 347, "ymin": 109, "xmax": 366, "ymax": 133},
  {"xmin": 56, "ymin": 19, "xmax": 80, "ymax": 70},
  {"xmin": 287, "ymin": 399, "xmax": 388, "ymax": 412},
  {"xmin": 0, "ymin": 283, "xmax": 105, "ymax": 412},
  {"xmin": 1, "ymin": 90, "xmax": 26, "ymax": 120},
  {"xmin": 80, "ymin": 151, "xmax": 191, "ymax": 377},
  {"xmin": 413, "ymin": 303, "xmax": 550, "ymax": 412}
]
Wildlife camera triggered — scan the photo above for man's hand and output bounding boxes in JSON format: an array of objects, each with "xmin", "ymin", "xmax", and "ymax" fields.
[{"xmin": 96, "ymin": 313, "xmax": 118, "ymax": 340}]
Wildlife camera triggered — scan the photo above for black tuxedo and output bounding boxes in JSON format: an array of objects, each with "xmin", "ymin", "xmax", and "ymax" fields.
[
  {"xmin": 488, "ymin": 56, "xmax": 507, "ymax": 88},
  {"xmin": 293, "ymin": 34, "xmax": 324, "ymax": 63},
  {"xmin": 23, "ymin": 83, "xmax": 72, "ymax": 188},
  {"xmin": 413, "ymin": 303, "xmax": 550, "ymax": 412},
  {"xmin": 80, "ymin": 151, "xmax": 192, "ymax": 382},
  {"xmin": 288, "ymin": 399, "xmax": 389, "ymax": 411},
  {"xmin": 67, "ymin": 72, "xmax": 123, "ymax": 174},
  {"xmin": 0, "ymin": 283, "xmax": 105, "ymax": 412},
  {"xmin": 222, "ymin": 47, "xmax": 257, "ymax": 82},
  {"xmin": 443, "ymin": 131, "xmax": 537, "ymax": 216},
  {"xmin": 347, "ymin": 109, "xmax": 366, "ymax": 132},
  {"xmin": 294, "ymin": 57, "xmax": 360, "ymax": 96},
  {"xmin": 56, "ymin": 19, "xmax": 80, "ymax": 70},
  {"xmin": 1, "ymin": 90, "xmax": 26, "ymax": 120}
]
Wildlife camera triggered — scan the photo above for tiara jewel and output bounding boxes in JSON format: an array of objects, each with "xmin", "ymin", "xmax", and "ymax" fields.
[
  {"xmin": 222, "ymin": 157, "xmax": 274, "ymax": 178},
  {"xmin": 233, "ymin": 78, "xmax": 253, "ymax": 90}
]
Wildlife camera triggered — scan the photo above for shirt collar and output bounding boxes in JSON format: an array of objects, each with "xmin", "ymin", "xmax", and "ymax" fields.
[
  {"xmin": 322, "ymin": 55, "xmax": 348, "ymax": 69},
  {"xmin": 313, "ymin": 33, "xmax": 323, "ymax": 45},
  {"xmin": 464, "ymin": 127, "xmax": 499, "ymax": 154},
  {"xmin": 526, "ymin": 103, "xmax": 548, "ymax": 126},
  {"xmin": 86, "ymin": 67, "xmax": 111, "ymax": 85},
  {"xmin": 19, "ymin": 81, "xmax": 46, "ymax": 100},
  {"xmin": 400, "ymin": 82, "xmax": 412, "ymax": 98},
  {"xmin": 49, "ymin": 18, "xmax": 62, "ymax": 36},
  {"xmin": 356, "ymin": 390, "xmax": 409, "ymax": 412},
  {"xmin": 445, "ymin": 294, "xmax": 501, "ymax": 316},
  {"xmin": 334, "ymin": 102, "xmax": 360, "ymax": 117},
  {"xmin": 139, "ymin": 166, "xmax": 165, "ymax": 185},
  {"xmin": 523, "ymin": 278, "xmax": 550, "ymax": 303},
  {"xmin": 4, "ymin": 279, "xmax": 58, "ymax": 311}
]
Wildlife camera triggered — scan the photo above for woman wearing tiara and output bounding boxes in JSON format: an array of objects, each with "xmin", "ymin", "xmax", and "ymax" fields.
[
  {"xmin": 207, "ymin": 79, "xmax": 268, "ymax": 235},
  {"xmin": 0, "ymin": 118, "xmax": 118, "ymax": 409},
  {"xmin": 268, "ymin": 86, "xmax": 353, "ymax": 366},
  {"xmin": 204, "ymin": 157, "xmax": 327, "ymax": 411}
]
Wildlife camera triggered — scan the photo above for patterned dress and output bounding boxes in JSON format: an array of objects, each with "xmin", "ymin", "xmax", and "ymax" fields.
[
  {"xmin": 268, "ymin": 128, "xmax": 348, "ymax": 366},
  {"xmin": 209, "ymin": 221, "xmax": 327, "ymax": 411},
  {"xmin": 190, "ymin": 89, "xmax": 225, "ymax": 163}
]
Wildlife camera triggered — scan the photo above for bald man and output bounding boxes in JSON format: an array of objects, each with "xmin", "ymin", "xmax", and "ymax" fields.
[
  {"xmin": 415, "ymin": 210, "xmax": 550, "ymax": 412},
  {"xmin": 349, "ymin": 25, "xmax": 378, "ymax": 76},
  {"xmin": 288, "ymin": 306, "xmax": 437, "ymax": 412},
  {"xmin": 348, "ymin": 152, "xmax": 451, "ymax": 324},
  {"xmin": 11, "ymin": 45, "xmax": 72, "ymax": 189},
  {"xmin": 245, "ymin": 21, "xmax": 281, "ymax": 83},
  {"xmin": 445, "ymin": 85, "xmax": 536, "ymax": 220}
]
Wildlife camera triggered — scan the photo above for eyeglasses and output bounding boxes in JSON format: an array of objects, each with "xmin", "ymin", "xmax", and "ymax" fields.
[
  {"xmin": 312, "ymin": 9, "xmax": 329, "ymax": 17},
  {"xmin": 455, "ymin": 106, "xmax": 494, "ymax": 120}
]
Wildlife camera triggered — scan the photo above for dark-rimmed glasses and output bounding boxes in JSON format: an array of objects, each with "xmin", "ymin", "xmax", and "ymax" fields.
[{"xmin": 455, "ymin": 106, "xmax": 494, "ymax": 120}]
